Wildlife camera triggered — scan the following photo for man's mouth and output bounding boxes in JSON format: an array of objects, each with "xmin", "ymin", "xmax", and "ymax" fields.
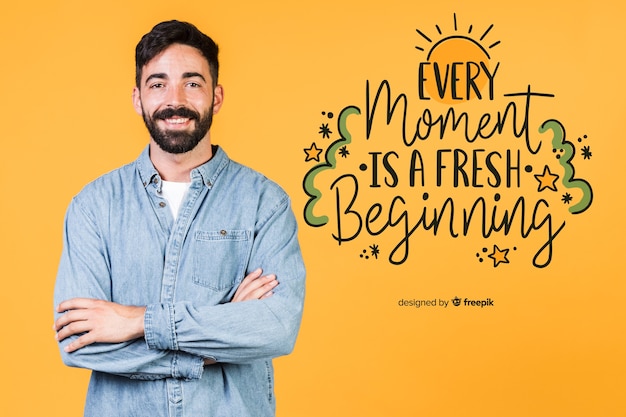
[
  {"xmin": 153, "ymin": 107, "xmax": 199, "ymax": 127},
  {"xmin": 164, "ymin": 117, "xmax": 191, "ymax": 125}
]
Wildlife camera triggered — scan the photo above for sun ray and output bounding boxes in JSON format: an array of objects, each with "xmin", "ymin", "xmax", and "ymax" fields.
[
  {"xmin": 480, "ymin": 24, "xmax": 494, "ymax": 41},
  {"xmin": 415, "ymin": 28, "xmax": 432, "ymax": 43}
]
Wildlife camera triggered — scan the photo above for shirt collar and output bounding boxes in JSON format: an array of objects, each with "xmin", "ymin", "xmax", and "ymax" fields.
[{"xmin": 137, "ymin": 144, "xmax": 230, "ymax": 189}]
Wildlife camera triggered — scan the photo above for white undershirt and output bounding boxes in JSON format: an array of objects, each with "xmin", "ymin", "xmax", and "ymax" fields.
[{"xmin": 161, "ymin": 181, "xmax": 191, "ymax": 220}]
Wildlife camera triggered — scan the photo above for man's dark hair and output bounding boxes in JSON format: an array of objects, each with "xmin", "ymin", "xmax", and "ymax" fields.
[{"xmin": 135, "ymin": 20, "xmax": 219, "ymax": 88}]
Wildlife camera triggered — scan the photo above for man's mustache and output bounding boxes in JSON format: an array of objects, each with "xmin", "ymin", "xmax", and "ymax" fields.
[{"xmin": 153, "ymin": 107, "xmax": 199, "ymax": 120}]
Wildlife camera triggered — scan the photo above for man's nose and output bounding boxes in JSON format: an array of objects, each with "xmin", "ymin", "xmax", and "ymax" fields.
[{"xmin": 165, "ymin": 85, "xmax": 186, "ymax": 106}]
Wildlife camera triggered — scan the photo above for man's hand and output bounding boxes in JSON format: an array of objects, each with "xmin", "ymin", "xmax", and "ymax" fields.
[
  {"xmin": 232, "ymin": 268, "xmax": 278, "ymax": 302},
  {"xmin": 54, "ymin": 298, "xmax": 146, "ymax": 353}
]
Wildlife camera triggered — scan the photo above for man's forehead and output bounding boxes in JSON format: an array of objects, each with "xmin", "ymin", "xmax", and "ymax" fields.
[{"xmin": 142, "ymin": 44, "xmax": 210, "ymax": 76}]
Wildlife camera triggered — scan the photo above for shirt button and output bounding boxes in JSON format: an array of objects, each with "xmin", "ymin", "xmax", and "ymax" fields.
[
  {"xmin": 152, "ymin": 177, "xmax": 159, "ymax": 184},
  {"xmin": 220, "ymin": 230, "xmax": 227, "ymax": 236},
  {"xmin": 159, "ymin": 202, "xmax": 166, "ymax": 208}
]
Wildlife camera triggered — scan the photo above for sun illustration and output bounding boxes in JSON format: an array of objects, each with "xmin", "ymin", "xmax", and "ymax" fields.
[{"xmin": 415, "ymin": 13, "xmax": 500, "ymax": 104}]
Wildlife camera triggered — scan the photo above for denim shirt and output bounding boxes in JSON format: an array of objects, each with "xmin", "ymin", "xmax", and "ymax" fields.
[{"xmin": 53, "ymin": 145, "xmax": 306, "ymax": 417}]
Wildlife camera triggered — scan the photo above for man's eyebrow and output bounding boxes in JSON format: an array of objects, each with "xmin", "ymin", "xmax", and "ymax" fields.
[
  {"xmin": 143, "ymin": 72, "xmax": 206, "ymax": 86},
  {"xmin": 182, "ymin": 72, "xmax": 206, "ymax": 82},
  {"xmin": 144, "ymin": 73, "xmax": 168, "ymax": 85}
]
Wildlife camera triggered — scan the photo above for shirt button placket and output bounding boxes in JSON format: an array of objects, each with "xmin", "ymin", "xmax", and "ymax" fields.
[{"xmin": 167, "ymin": 379, "xmax": 184, "ymax": 417}]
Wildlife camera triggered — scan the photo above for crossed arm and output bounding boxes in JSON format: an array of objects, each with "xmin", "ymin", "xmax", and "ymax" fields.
[{"xmin": 53, "ymin": 268, "xmax": 278, "ymax": 360}]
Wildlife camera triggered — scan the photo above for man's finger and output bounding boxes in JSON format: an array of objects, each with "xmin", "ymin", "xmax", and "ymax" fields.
[
  {"xmin": 64, "ymin": 333, "xmax": 97, "ymax": 353},
  {"xmin": 234, "ymin": 274, "xmax": 277, "ymax": 302},
  {"xmin": 56, "ymin": 320, "xmax": 92, "ymax": 342},
  {"xmin": 253, "ymin": 277, "xmax": 278, "ymax": 299},
  {"xmin": 235, "ymin": 275, "xmax": 278, "ymax": 302},
  {"xmin": 56, "ymin": 297, "xmax": 100, "ymax": 313},
  {"xmin": 232, "ymin": 269, "xmax": 264, "ymax": 301},
  {"xmin": 240, "ymin": 268, "xmax": 263, "ymax": 285},
  {"xmin": 54, "ymin": 309, "xmax": 88, "ymax": 331}
]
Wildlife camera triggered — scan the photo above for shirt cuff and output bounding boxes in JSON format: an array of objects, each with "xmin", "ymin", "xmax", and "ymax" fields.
[
  {"xmin": 144, "ymin": 303, "xmax": 177, "ymax": 350},
  {"xmin": 172, "ymin": 351, "xmax": 204, "ymax": 380},
  {"xmin": 145, "ymin": 303, "xmax": 204, "ymax": 380}
]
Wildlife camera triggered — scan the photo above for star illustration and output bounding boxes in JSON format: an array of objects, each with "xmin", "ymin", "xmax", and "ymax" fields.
[
  {"xmin": 561, "ymin": 193, "xmax": 573, "ymax": 204},
  {"xmin": 488, "ymin": 245, "xmax": 509, "ymax": 267},
  {"xmin": 304, "ymin": 142, "xmax": 323, "ymax": 162},
  {"xmin": 534, "ymin": 165, "xmax": 559, "ymax": 192},
  {"xmin": 318, "ymin": 123, "xmax": 332, "ymax": 139},
  {"xmin": 369, "ymin": 244, "xmax": 380, "ymax": 259}
]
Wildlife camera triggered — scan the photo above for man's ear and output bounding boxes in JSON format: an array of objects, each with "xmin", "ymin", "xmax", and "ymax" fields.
[
  {"xmin": 212, "ymin": 84, "xmax": 224, "ymax": 115},
  {"xmin": 132, "ymin": 87, "xmax": 143, "ymax": 116}
]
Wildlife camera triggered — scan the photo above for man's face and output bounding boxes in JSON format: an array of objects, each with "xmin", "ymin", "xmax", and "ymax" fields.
[{"xmin": 132, "ymin": 44, "xmax": 223, "ymax": 154}]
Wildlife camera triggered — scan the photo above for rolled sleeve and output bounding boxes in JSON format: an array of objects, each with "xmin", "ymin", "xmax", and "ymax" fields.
[
  {"xmin": 145, "ymin": 303, "xmax": 178, "ymax": 351},
  {"xmin": 170, "ymin": 351, "xmax": 204, "ymax": 380}
]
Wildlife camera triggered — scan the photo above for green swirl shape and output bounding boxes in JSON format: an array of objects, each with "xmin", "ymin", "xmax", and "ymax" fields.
[
  {"xmin": 539, "ymin": 119, "xmax": 593, "ymax": 214},
  {"xmin": 303, "ymin": 106, "xmax": 361, "ymax": 226}
]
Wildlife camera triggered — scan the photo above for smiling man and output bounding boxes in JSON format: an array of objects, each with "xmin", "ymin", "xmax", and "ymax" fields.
[{"xmin": 53, "ymin": 20, "xmax": 305, "ymax": 417}]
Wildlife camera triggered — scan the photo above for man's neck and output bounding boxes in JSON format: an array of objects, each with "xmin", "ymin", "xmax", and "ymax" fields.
[{"xmin": 149, "ymin": 139, "xmax": 213, "ymax": 182}]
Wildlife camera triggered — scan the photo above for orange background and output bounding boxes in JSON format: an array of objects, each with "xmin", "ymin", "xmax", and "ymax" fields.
[{"xmin": 1, "ymin": 1, "xmax": 625, "ymax": 416}]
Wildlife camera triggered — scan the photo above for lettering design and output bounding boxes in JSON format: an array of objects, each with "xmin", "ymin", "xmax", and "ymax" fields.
[{"xmin": 302, "ymin": 14, "xmax": 593, "ymax": 268}]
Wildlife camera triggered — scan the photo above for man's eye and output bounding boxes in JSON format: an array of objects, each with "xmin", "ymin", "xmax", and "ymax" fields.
[
  {"xmin": 149, "ymin": 83, "xmax": 164, "ymax": 89},
  {"xmin": 187, "ymin": 82, "xmax": 200, "ymax": 88}
]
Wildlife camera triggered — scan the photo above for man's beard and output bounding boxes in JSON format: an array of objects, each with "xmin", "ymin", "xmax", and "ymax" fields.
[{"xmin": 142, "ymin": 105, "xmax": 213, "ymax": 154}]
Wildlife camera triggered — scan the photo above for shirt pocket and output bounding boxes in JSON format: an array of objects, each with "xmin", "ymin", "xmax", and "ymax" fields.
[{"xmin": 192, "ymin": 229, "xmax": 252, "ymax": 291}]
